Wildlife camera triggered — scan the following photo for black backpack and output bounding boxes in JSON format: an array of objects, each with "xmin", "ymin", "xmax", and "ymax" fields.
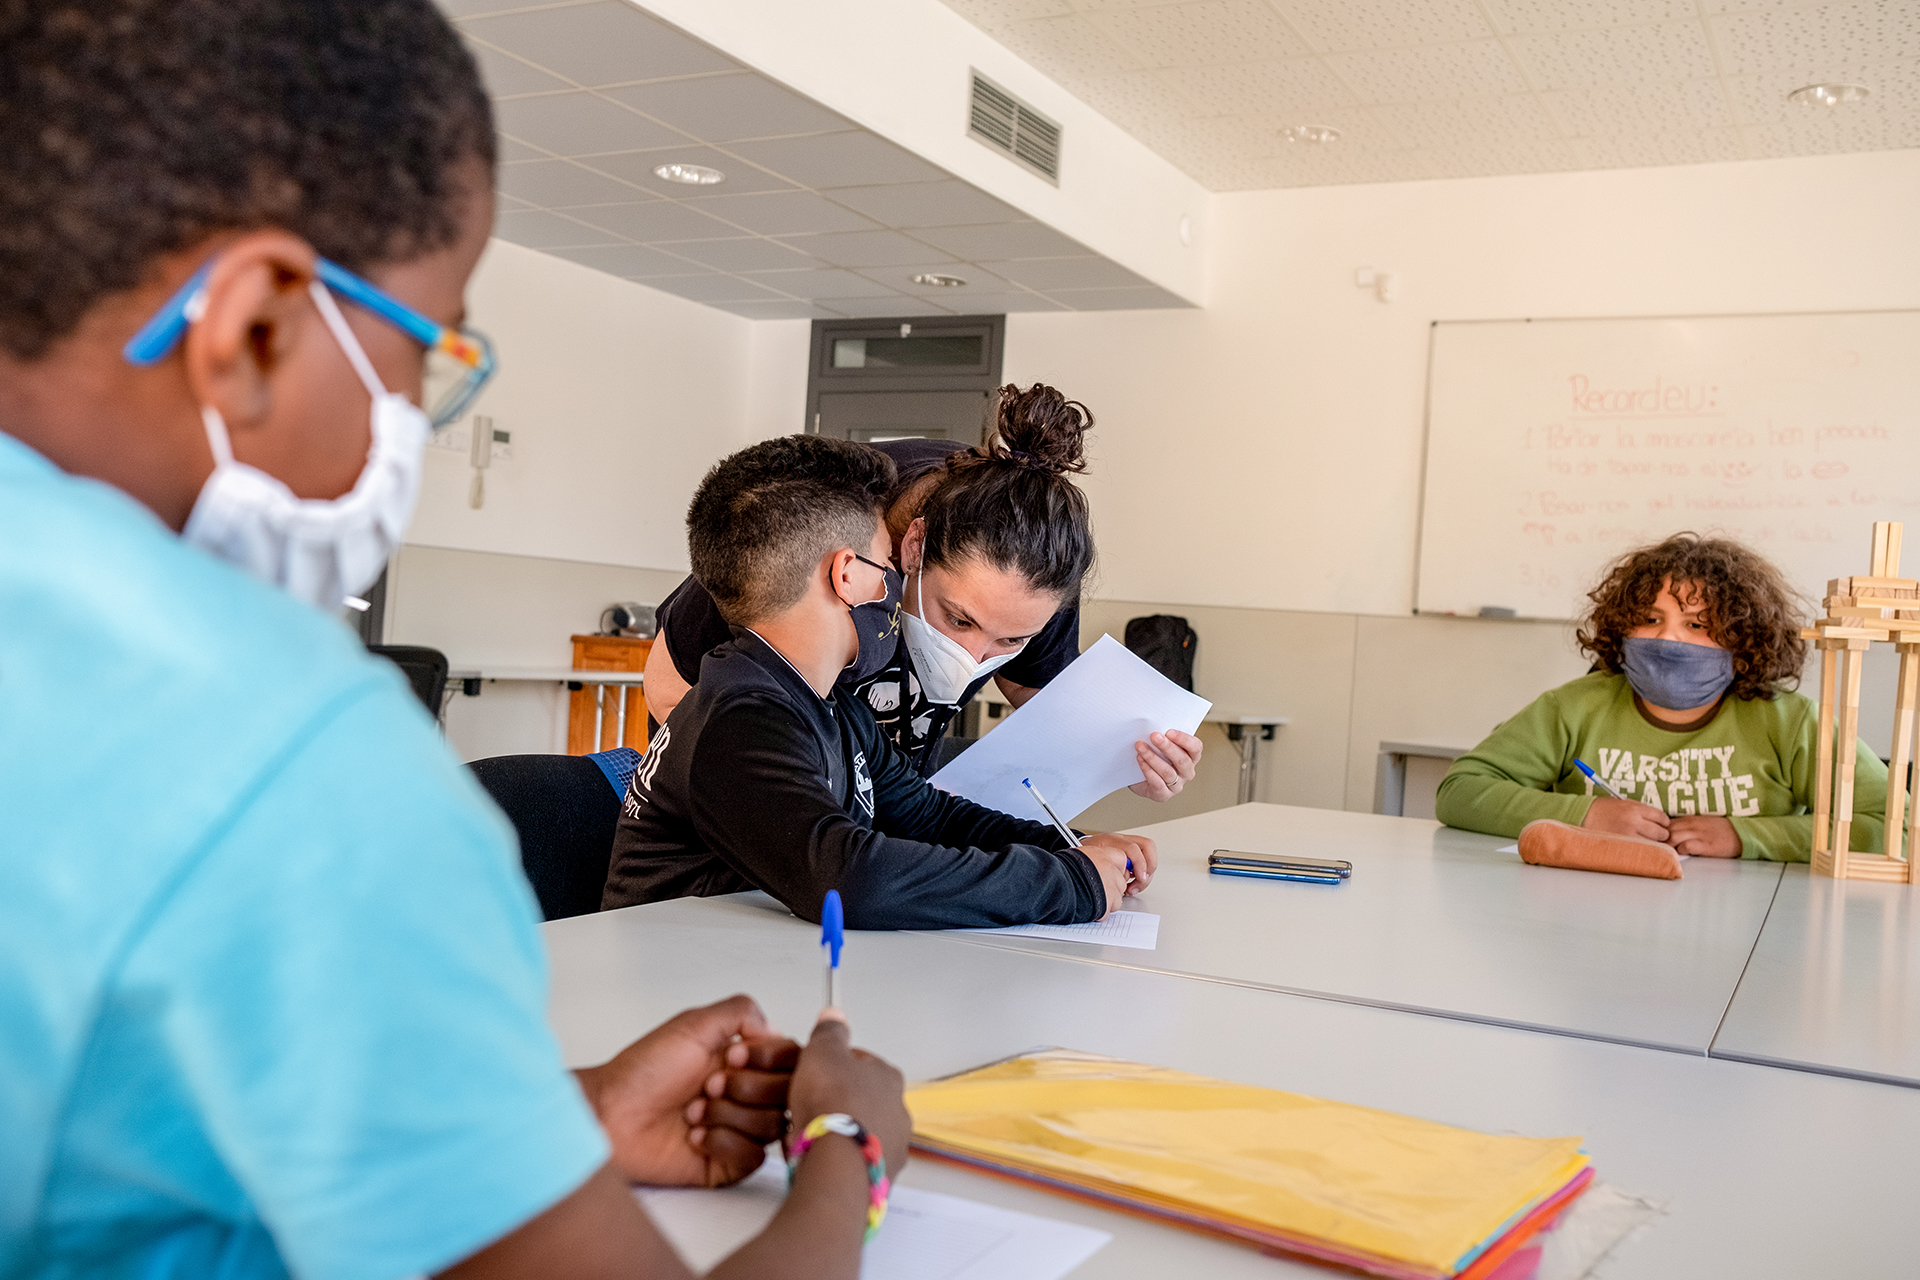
[{"xmin": 1124, "ymin": 615, "xmax": 1197, "ymax": 691}]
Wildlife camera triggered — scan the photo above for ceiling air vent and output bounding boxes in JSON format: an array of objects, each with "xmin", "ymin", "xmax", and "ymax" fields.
[{"xmin": 969, "ymin": 71, "xmax": 1060, "ymax": 184}]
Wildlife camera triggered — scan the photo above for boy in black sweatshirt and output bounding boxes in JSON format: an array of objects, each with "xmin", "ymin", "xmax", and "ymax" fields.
[{"xmin": 601, "ymin": 436, "xmax": 1155, "ymax": 928}]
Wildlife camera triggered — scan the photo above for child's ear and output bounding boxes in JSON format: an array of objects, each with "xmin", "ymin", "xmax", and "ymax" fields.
[
  {"xmin": 900, "ymin": 518, "xmax": 927, "ymax": 572},
  {"xmin": 179, "ymin": 230, "xmax": 319, "ymax": 437}
]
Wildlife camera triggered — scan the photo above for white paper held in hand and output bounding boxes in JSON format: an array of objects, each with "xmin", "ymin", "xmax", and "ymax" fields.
[
  {"xmin": 635, "ymin": 1159, "xmax": 1111, "ymax": 1280},
  {"xmin": 929, "ymin": 634, "xmax": 1211, "ymax": 822}
]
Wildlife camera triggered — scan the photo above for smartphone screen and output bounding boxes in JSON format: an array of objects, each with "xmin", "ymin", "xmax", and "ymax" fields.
[{"xmin": 1210, "ymin": 850, "xmax": 1352, "ymax": 877}]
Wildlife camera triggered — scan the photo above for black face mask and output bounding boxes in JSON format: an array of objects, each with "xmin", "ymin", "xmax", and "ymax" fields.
[{"xmin": 843, "ymin": 556, "xmax": 903, "ymax": 684}]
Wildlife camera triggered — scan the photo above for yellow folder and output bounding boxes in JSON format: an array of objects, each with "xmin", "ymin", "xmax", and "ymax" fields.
[{"xmin": 906, "ymin": 1050, "xmax": 1588, "ymax": 1277}]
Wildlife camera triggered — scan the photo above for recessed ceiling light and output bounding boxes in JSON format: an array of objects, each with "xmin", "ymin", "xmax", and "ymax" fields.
[
  {"xmin": 652, "ymin": 162, "xmax": 725, "ymax": 185},
  {"xmin": 911, "ymin": 273, "xmax": 967, "ymax": 287},
  {"xmin": 1282, "ymin": 124, "xmax": 1341, "ymax": 145},
  {"xmin": 1787, "ymin": 83, "xmax": 1870, "ymax": 107}
]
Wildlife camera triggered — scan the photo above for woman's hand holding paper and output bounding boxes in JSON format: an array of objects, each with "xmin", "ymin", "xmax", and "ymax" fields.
[{"xmin": 1129, "ymin": 730, "xmax": 1203, "ymax": 801}]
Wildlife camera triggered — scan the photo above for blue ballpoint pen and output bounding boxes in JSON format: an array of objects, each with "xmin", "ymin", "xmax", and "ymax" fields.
[
  {"xmin": 1024, "ymin": 777, "xmax": 1131, "ymax": 875},
  {"xmin": 820, "ymin": 889, "xmax": 844, "ymax": 1010},
  {"xmin": 1573, "ymin": 758, "xmax": 1626, "ymax": 801}
]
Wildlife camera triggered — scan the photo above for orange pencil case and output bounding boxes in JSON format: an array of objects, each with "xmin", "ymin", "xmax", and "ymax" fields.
[{"xmin": 1517, "ymin": 819, "xmax": 1683, "ymax": 880}]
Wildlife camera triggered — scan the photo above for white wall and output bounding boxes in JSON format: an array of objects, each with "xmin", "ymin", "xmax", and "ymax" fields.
[
  {"xmin": 1006, "ymin": 149, "xmax": 1920, "ymax": 618},
  {"xmin": 408, "ymin": 237, "xmax": 755, "ymax": 571},
  {"xmin": 391, "ymin": 239, "xmax": 756, "ymax": 758}
]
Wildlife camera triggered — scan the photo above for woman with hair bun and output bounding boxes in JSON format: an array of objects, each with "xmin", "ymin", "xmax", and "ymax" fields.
[{"xmin": 646, "ymin": 383, "xmax": 1203, "ymax": 800}]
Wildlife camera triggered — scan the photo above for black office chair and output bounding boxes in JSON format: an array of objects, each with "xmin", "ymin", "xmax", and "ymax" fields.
[
  {"xmin": 469, "ymin": 753, "xmax": 624, "ymax": 922},
  {"xmin": 368, "ymin": 644, "xmax": 449, "ymax": 721}
]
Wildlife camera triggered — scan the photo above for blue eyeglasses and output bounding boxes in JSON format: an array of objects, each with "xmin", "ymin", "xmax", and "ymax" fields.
[{"xmin": 123, "ymin": 256, "xmax": 496, "ymax": 429}]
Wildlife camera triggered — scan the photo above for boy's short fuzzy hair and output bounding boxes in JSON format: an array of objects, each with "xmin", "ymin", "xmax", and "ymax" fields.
[
  {"xmin": 687, "ymin": 436, "xmax": 896, "ymax": 627},
  {"xmin": 1576, "ymin": 533, "xmax": 1808, "ymax": 701},
  {"xmin": 0, "ymin": 0, "xmax": 493, "ymax": 360}
]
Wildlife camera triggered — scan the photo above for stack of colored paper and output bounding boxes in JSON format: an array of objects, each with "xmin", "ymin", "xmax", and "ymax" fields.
[{"xmin": 905, "ymin": 1050, "xmax": 1592, "ymax": 1280}]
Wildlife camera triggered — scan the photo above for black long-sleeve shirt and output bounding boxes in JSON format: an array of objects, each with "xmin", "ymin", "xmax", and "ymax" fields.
[{"xmin": 601, "ymin": 629, "xmax": 1106, "ymax": 929}]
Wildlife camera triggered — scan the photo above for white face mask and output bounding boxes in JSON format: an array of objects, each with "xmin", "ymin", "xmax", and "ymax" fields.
[
  {"xmin": 182, "ymin": 281, "xmax": 430, "ymax": 612},
  {"xmin": 898, "ymin": 566, "xmax": 1022, "ymax": 704}
]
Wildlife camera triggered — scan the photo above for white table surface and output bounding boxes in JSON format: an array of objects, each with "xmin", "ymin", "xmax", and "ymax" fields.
[
  {"xmin": 946, "ymin": 804, "xmax": 1785, "ymax": 1054},
  {"xmin": 1711, "ymin": 867, "xmax": 1920, "ymax": 1087},
  {"xmin": 544, "ymin": 895, "xmax": 1920, "ymax": 1279}
]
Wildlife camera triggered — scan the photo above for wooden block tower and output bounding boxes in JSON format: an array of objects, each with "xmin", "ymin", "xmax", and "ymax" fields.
[{"xmin": 1806, "ymin": 521, "xmax": 1920, "ymax": 882}]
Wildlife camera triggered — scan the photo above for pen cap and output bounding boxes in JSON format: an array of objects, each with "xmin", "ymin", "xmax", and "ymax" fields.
[{"xmin": 821, "ymin": 890, "xmax": 844, "ymax": 966}]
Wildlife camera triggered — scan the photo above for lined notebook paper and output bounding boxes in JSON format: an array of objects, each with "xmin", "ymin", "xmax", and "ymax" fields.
[
  {"xmin": 635, "ymin": 1159, "xmax": 1110, "ymax": 1280},
  {"xmin": 953, "ymin": 910, "xmax": 1160, "ymax": 950}
]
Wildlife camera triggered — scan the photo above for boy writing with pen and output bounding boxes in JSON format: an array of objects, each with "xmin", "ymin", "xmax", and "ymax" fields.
[
  {"xmin": 1437, "ymin": 534, "xmax": 1887, "ymax": 860},
  {"xmin": 602, "ymin": 436, "xmax": 1156, "ymax": 927}
]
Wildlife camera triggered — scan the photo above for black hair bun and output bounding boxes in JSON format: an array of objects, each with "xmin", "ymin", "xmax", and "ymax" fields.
[{"xmin": 985, "ymin": 383, "xmax": 1091, "ymax": 475}]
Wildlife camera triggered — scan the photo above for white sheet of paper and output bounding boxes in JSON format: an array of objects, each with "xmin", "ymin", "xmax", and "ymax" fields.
[
  {"xmin": 954, "ymin": 910, "xmax": 1160, "ymax": 950},
  {"xmin": 929, "ymin": 634, "xmax": 1212, "ymax": 822},
  {"xmin": 635, "ymin": 1159, "xmax": 1111, "ymax": 1280}
]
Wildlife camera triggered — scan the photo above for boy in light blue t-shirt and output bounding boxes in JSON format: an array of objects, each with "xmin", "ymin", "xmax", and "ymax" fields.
[{"xmin": 0, "ymin": 3, "xmax": 905, "ymax": 1278}]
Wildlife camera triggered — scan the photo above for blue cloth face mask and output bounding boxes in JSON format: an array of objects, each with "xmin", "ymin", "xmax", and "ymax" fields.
[{"xmin": 1620, "ymin": 637, "xmax": 1734, "ymax": 711}]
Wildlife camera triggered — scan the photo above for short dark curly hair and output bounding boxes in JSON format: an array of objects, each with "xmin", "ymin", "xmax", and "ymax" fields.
[
  {"xmin": 0, "ymin": 0, "xmax": 493, "ymax": 360},
  {"xmin": 688, "ymin": 436, "xmax": 897, "ymax": 626},
  {"xmin": 1576, "ymin": 533, "xmax": 1808, "ymax": 702}
]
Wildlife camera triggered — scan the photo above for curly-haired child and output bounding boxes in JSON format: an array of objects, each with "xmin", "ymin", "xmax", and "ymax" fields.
[{"xmin": 1436, "ymin": 534, "xmax": 1887, "ymax": 860}]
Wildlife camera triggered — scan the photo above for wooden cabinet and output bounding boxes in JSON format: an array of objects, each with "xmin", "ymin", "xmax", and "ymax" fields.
[{"xmin": 567, "ymin": 633, "xmax": 650, "ymax": 756}]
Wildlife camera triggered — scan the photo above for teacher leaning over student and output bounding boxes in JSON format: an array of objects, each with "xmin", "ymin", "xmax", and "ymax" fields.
[{"xmin": 645, "ymin": 383, "xmax": 1203, "ymax": 800}]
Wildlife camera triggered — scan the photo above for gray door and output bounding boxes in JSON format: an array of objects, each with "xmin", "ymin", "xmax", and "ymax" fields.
[{"xmin": 806, "ymin": 315, "xmax": 1006, "ymax": 445}]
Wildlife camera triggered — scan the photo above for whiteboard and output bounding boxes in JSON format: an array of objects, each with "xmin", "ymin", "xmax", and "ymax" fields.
[{"xmin": 1416, "ymin": 312, "xmax": 1920, "ymax": 619}]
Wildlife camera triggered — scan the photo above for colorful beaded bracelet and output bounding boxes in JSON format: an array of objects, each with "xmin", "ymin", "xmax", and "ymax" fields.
[{"xmin": 786, "ymin": 1112, "xmax": 890, "ymax": 1242}]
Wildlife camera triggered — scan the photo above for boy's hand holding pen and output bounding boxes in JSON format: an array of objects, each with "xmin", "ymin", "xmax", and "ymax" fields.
[
  {"xmin": 1023, "ymin": 778, "xmax": 1158, "ymax": 915},
  {"xmin": 1575, "ymin": 758, "xmax": 1674, "ymax": 845}
]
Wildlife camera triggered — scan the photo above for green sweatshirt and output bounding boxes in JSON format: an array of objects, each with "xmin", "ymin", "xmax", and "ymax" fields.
[{"xmin": 1435, "ymin": 672, "xmax": 1887, "ymax": 862}]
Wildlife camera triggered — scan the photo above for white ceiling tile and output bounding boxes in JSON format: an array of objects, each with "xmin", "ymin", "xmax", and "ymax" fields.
[
  {"xmin": 912, "ymin": 221, "xmax": 1091, "ymax": 259},
  {"xmin": 942, "ymin": 0, "xmax": 1076, "ymax": 22},
  {"xmin": 724, "ymin": 132, "xmax": 951, "ymax": 189},
  {"xmin": 565, "ymin": 200, "xmax": 739, "ymax": 242},
  {"xmin": 940, "ymin": 291, "xmax": 1068, "ymax": 312},
  {"xmin": 1008, "ymin": 13, "xmax": 1147, "ymax": 79},
  {"xmin": 1157, "ymin": 58, "xmax": 1358, "ymax": 115},
  {"xmin": 732, "ymin": 268, "xmax": 904, "ymax": 299},
  {"xmin": 1606, "ymin": 127, "xmax": 1749, "ymax": 165},
  {"xmin": 679, "ymin": 191, "xmax": 879, "ymax": 236},
  {"xmin": 1048, "ymin": 285, "xmax": 1193, "ymax": 309},
  {"xmin": 1540, "ymin": 77, "xmax": 1735, "ymax": 134},
  {"xmin": 493, "ymin": 209, "xmax": 621, "ymax": 249},
  {"xmin": 493, "ymin": 93, "xmax": 685, "ymax": 155},
  {"xmin": 642, "ymin": 274, "xmax": 792, "ymax": 304},
  {"xmin": 1709, "ymin": 3, "xmax": 1920, "ymax": 79},
  {"xmin": 460, "ymin": 2, "xmax": 735, "ymax": 87},
  {"xmin": 825, "ymin": 181, "xmax": 1027, "ymax": 228},
  {"xmin": 782, "ymin": 230, "xmax": 958, "ymax": 268},
  {"xmin": 717, "ymin": 300, "xmax": 846, "ymax": 320},
  {"xmin": 1324, "ymin": 40, "xmax": 1531, "ymax": 101},
  {"xmin": 1370, "ymin": 94, "xmax": 1562, "ymax": 149},
  {"xmin": 985, "ymin": 256, "xmax": 1151, "ymax": 289},
  {"xmin": 1508, "ymin": 21, "xmax": 1719, "ymax": 91},
  {"xmin": 1269, "ymin": 0, "xmax": 1495, "ymax": 53},
  {"xmin": 654, "ymin": 237, "xmax": 822, "ymax": 271},
  {"xmin": 1482, "ymin": 0, "xmax": 1701, "ymax": 36},
  {"xmin": 466, "ymin": 41, "xmax": 574, "ymax": 97},
  {"xmin": 548, "ymin": 243, "xmax": 702, "ymax": 278},
  {"xmin": 585, "ymin": 147, "xmax": 798, "ymax": 196},
  {"xmin": 1088, "ymin": 0, "xmax": 1312, "ymax": 68},
  {"xmin": 815, "ymin": 295, "xmax": 960, "ymax": 318},
  {"xmin": 497, "ymin": 159, "xmax": 649, "ymax": 207},
  {"xmin": 607, "ymin": 73, "xmax": 850, "ymax": 142},
  {"xmin": 495, "ymin": 135, "xmax": 547, "ymax": 163}
]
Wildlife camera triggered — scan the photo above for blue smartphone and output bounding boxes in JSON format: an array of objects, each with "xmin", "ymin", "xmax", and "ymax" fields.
[{"xmin": 1208, "ymin": 851, "xmax": 1350, "ymax": 884}]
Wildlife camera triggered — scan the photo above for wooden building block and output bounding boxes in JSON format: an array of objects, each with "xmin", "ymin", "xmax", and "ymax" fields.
[{"xmin": 1885, "ymin": 646, "xmax": 1920, "ymax": 865}]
